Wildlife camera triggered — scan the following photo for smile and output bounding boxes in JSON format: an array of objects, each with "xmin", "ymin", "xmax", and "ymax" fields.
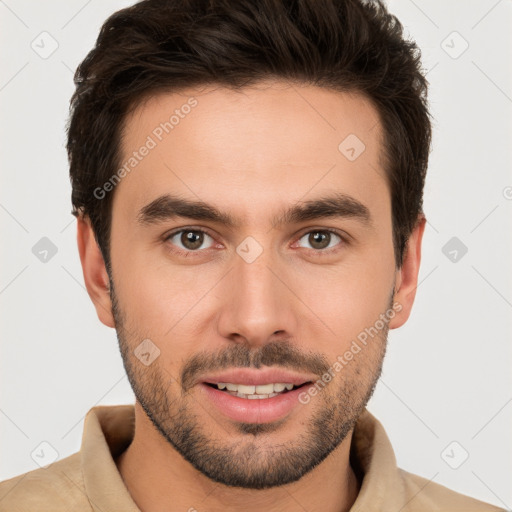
[{"xmin": 205, "ymin": 382, "xmax": 307, "ymax": 399}]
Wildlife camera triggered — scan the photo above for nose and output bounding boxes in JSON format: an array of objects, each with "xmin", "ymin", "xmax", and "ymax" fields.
[{"xmin": 216, "ymin": 246, "xmax": 298, "ymax": 348}]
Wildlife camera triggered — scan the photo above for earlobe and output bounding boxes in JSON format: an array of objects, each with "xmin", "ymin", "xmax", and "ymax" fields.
[
  {"xmin": 389, "ymin": 215, "xmax": 426, "ymax": 330},
  {"xmin": 76, "ymin": 215, "xmax": 115, "ymax": 328}
]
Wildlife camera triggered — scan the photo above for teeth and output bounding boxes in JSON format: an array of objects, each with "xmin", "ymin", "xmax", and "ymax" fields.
[
  {"xmin": 255, "ymin": 383, "xmax": 274, "ymax": 394},
  {"xmin": 237, "ymin": 384, "xmax": 256, "ymax": 394},
  {"xmin": 215, "ymin": 382, "xmax": 297, "ymax": 395},
  {"xmin": 244, "ymin": 393, "xmax": 267, "ymax": 399},
  {"xmin": 247, "ymin": 393, "xmax": 281, "ymax": 399}
]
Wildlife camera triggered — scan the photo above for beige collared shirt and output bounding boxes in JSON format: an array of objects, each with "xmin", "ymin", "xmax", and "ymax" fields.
[{"xmin": 0, "ymin": 405, "xmax": 504, "ymax": 511}]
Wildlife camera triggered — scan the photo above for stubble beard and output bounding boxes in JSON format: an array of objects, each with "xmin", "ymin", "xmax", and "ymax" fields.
[{"xmin": 110, "ymin": 279, "xmax": 389, "ymax": 489}]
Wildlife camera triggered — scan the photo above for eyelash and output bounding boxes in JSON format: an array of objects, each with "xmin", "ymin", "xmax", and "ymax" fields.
[{"xmin": 163, "ymin": 227, "xmax": 348, "ymax": 258}]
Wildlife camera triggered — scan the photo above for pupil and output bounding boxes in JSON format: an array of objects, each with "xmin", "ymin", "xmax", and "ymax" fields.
[
  {"xmin": 182, "ymin": 231, "xmax": 203, "ymax": 250},
  {"xmin": 310, "ymin": 231, "xmax": 329, "ymax": 249}
]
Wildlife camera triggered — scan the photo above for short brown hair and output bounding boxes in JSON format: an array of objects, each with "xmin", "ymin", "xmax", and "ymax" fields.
[{"xmin": 67, "ymin": 0, "xmax": 432, "ymax": 272}]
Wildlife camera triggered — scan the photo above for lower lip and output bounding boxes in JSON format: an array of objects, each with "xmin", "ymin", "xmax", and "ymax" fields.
[{"xmin": 199, "ymin": 383, "xmax": 308, "ymax": 424}]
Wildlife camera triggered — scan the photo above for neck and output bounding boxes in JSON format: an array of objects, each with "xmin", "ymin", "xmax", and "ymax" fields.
[{"xmin": 116, "ymin": 402, "xmax": 361, "ymax": 512}]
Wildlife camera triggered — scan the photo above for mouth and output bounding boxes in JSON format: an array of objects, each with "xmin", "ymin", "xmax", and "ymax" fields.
[
  {"xmin": 203, "ymin": 381, "xmax": 312, "ymax": 399},
  {"xmin": 198, "ymin": 368, "xmax": 317, "ymax": 424}
]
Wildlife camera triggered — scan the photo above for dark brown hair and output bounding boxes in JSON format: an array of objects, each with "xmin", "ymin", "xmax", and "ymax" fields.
[{"xmin": 67, "ymin": 0, "xmax": 431, "ymax": 272}]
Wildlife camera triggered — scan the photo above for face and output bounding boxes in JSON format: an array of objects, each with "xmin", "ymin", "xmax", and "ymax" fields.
[{"xmin": 103, "ymin": 80, "xmax": 401, "ymax": 489}]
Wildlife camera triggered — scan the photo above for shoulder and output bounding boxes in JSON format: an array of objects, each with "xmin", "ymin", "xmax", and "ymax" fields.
[
  {"xmin": 0, "ymin": 452, "xmax": 92, "ymax": 512},
  {"xmin": 399, "ymin": 468, "xmax": 507, "ymax": 512}
]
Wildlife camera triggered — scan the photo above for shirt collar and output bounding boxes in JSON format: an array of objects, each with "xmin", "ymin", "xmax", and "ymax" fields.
[
  {"xmin": 81, "ymin": 404, "xmax": 139, "ymax": 511},
  {"xmin": 349, "ymin": 408, "xmax": 408, "ymax": 510}
]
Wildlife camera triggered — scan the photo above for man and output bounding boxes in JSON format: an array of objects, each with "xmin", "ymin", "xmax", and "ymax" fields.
[{"xmin": 0, "ymin": 0, "xmax": 505, "ymax": 510}]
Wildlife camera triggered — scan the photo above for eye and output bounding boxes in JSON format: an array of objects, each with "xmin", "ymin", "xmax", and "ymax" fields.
[
  {"xmin": 295, "ymin": 229, "xmax": 345, "ymax": 253},
  {"xmin": 165, "ymin": 229, "xmax": 216, "ymax": 253}
]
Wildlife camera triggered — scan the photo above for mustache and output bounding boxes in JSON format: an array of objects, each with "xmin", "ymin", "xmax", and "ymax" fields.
[{"xmin": 181, "ymin": 339, "xmax": 331, "ymax": 393}]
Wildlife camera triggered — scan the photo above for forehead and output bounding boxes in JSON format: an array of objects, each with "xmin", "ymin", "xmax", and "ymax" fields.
[{"xmin": 113, "ymin": 80, "xmax": 388, "ymax": 226}]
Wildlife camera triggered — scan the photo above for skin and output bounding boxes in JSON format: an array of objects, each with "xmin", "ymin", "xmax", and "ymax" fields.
[{"xmin": 77, "ymin": 79, "xmax": 425, "ymax": 512}]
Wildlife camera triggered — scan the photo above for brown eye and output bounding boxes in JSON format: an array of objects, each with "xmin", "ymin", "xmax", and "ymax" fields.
[
  {"xmin": 167, "ymin": 229, "xmax": 214, "ymax": 252},
  {"xmin": 297, "ymin": 230, "xmax": 344, "ymax": 252}
]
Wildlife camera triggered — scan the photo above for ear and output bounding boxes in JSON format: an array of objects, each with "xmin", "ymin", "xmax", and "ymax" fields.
[
  {"xmin": 389, "ymin": 215, "xmax": 426, "ymax": 329},
  {"xmin": 76, "ymin": 215, "xmax": 115, "ymax": 328}
]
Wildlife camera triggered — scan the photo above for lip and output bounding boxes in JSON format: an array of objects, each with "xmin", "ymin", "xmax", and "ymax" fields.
[
  {"xmin": 199, "ymin": 382, "xmax": 311, "ymax": 424},
  {"xmin": 199, "ymin": 367, "xmax": 316, "ymax": 387}
]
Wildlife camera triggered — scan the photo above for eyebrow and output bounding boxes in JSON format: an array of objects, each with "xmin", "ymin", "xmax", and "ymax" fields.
[{"xmin": 136, "ymin": 192, "xmax": 372, "ymax": 229}]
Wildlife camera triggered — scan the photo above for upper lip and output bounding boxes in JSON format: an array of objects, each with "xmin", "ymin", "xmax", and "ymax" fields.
[{"xmin": 200, "ymin": 367, "xmax": 316, "ymax": 387}]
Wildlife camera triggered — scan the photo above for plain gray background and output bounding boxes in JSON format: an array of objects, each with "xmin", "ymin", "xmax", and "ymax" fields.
[{"xmin": 1, "ymin": 0, "xmax": 511, "ymax": 508}]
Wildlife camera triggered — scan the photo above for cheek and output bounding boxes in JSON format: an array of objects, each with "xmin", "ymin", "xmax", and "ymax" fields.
[
  {"xmin": 298, "ymin": 252, "xmax": 394, "ymax": 354},
  {"xmin": 113, "ymin": 250, "xmax": 219, "ymax": 340}
]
